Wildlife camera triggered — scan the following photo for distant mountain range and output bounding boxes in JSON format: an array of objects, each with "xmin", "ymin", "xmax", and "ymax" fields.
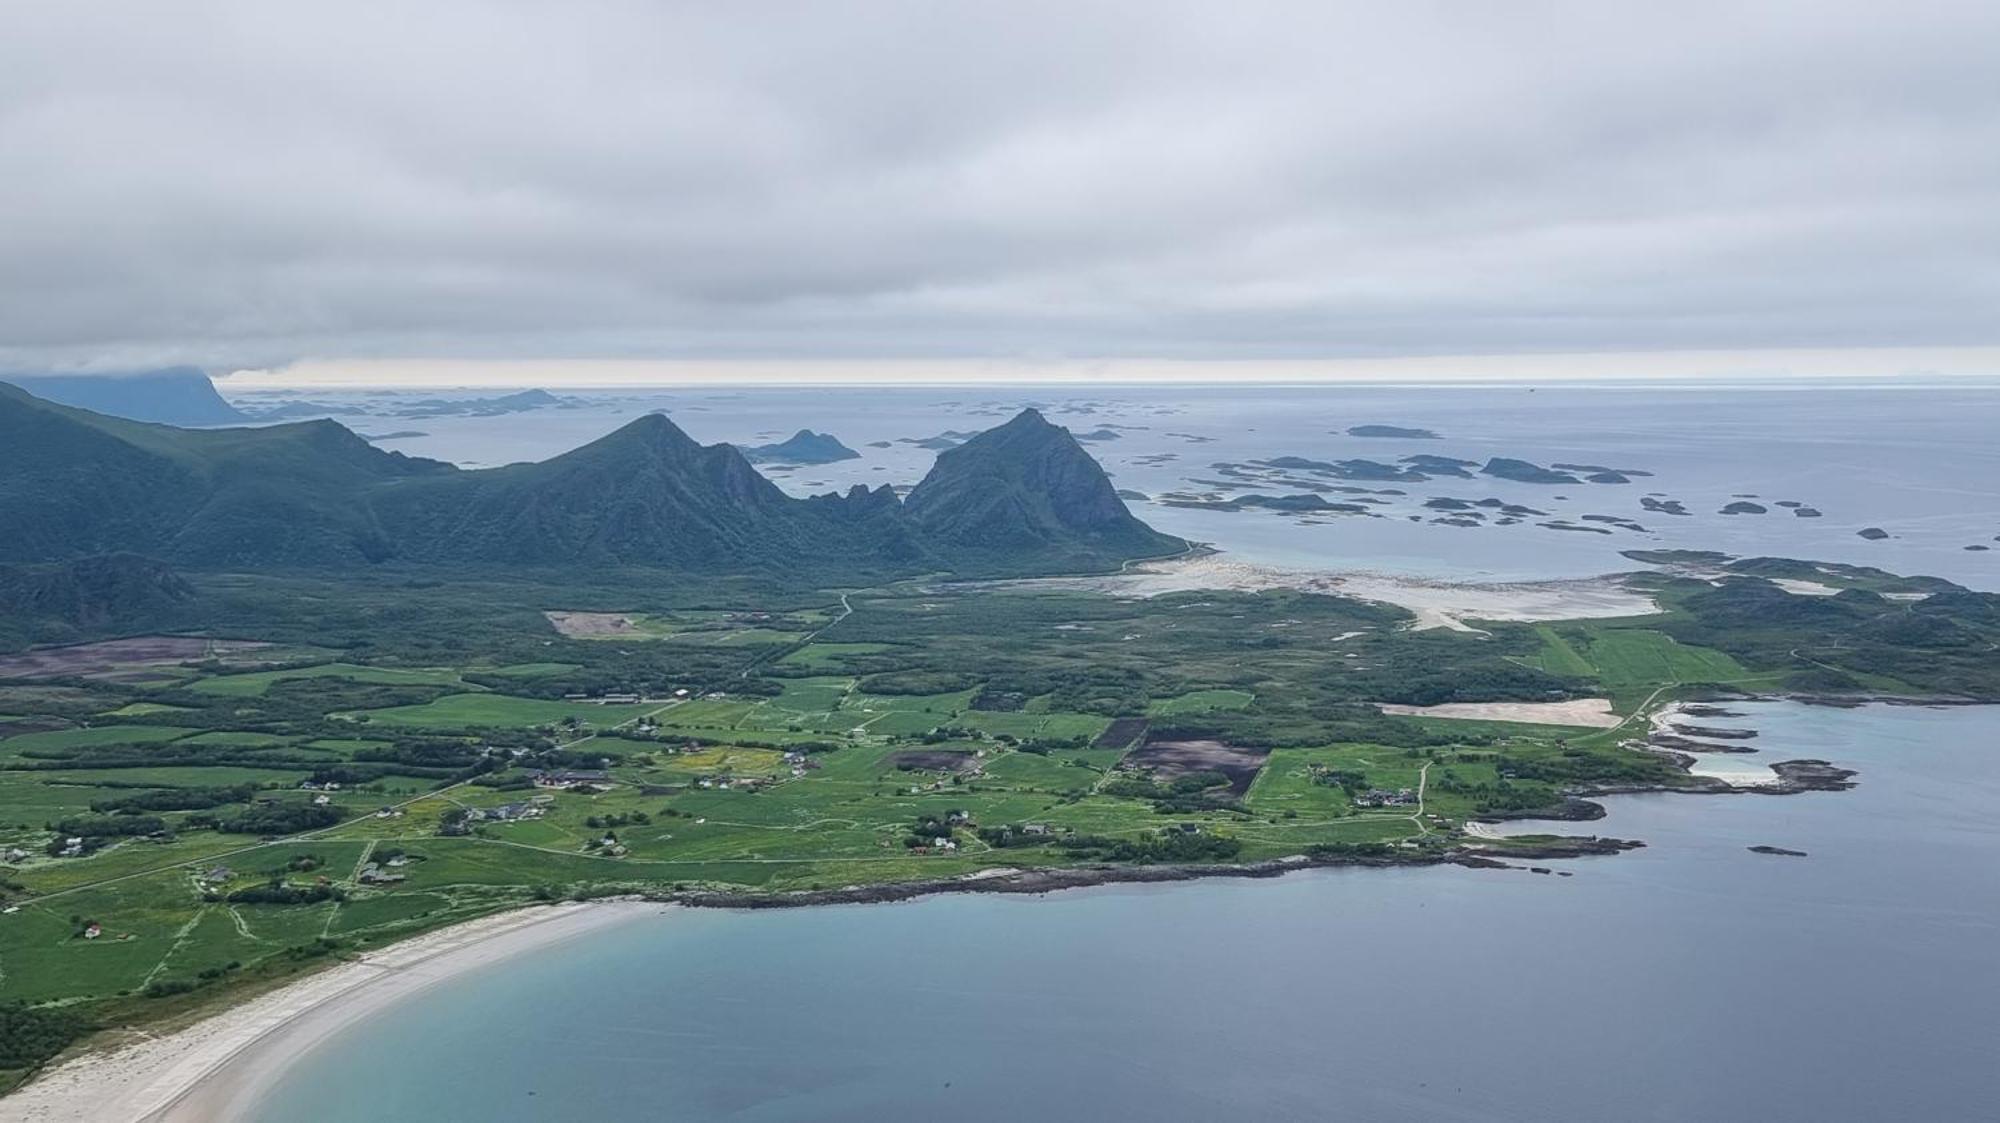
[
  {"xmin": 238, "ymin": 387, "xmax": 578, "ymax": 422},
  {"xmin": 1, "ymin": 367, "xmax": 245, "ymax": 426},
  {"xmin": 0, "ymin": 382, "xmax": 1182, "ymax": 578}
]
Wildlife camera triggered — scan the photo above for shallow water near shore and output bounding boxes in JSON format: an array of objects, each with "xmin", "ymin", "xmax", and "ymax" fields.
[{"xmin": 246, "ymin": 701, "xmax": 2000, "ymax": 1122}]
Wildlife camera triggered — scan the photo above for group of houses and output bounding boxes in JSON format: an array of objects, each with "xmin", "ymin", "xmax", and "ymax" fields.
[
  {"xmin": 463, "ymin": 795, "xmax": 553, "ymax": 823},
  {"xmin": 525, "ymin": 768, "xmax": 614, "ymax": 790},
  {"xmin": 1352, "ymin": 787, "xmax": 1418, "ymax": 808}
]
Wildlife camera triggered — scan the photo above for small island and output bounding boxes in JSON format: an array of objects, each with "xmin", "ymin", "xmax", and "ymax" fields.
[
  {"xmin": 1346, "ymin": 424, "xmax": 1440, "ymax": 439},
  {"xmin": 734, "ymin": 429, "xmax": 862, "ymax": 465},
  {"xmin": 1481, "ymin": 458, "xmax": 1580, "ymax": 484}
]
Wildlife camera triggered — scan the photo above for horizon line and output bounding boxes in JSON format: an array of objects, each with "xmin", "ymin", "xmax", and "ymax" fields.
[{"xmin": 218, "ymin": 347, "xmax": 2000, "ymax": 390}]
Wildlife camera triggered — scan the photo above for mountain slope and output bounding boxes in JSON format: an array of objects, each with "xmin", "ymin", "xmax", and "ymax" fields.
[
  {"xmin": 377, "ymin": 414, "xmax": 851, "ymax": 568},
  {"xmin": 0, "ymin": 554, "xmax": 196, "ymax": 650},
  {"xmin": 903, "ymin": 408, "xmax": 1184, "ymax": 572},
  {"xmin": 2, "ymin": 368, "xmax": 245, "ymax": 426},
  {"xmin": 0, "ymin": 387, "xmax": 1176, "ymax": 576},
  {"xmin": 0, "ymin": 382, "xmax": 451, "ymax": 565}
]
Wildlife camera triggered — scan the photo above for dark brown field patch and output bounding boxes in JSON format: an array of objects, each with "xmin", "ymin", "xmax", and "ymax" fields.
[
  {"xmin": 1121, "ymin": 739, "xmax": 1271, "ymax": 795},
  {"xmin": 1093, "ymin": 717, "xmax": 1148, "ymax": 750},
  {"xmin": 0, "ymin": 636, "xmax": 270, "ymax": 680},
  {"xmin": 887, "ymin": 749, "xmax": 979, "ymax": 773}
]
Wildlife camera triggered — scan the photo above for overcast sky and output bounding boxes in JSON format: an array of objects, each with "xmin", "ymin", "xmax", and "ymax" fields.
[{"xmin": 3, "ymin": 1, "xmax": 1998, "ymax": 379}]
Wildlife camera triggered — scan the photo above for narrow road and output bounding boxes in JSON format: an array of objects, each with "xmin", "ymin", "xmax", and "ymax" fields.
[
  {"xmin": 738, "ymin": 591, "xmax": 853, "ymax": 679},
  {"xmin": 1408, "ymin": 761, "xmax": 1432, "ymax": 834}
]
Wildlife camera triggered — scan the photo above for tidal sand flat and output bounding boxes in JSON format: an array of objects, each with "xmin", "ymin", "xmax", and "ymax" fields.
[
  {"xmin": 0, "ymin": 902, "xmax": 656, "ymax": 1123},
  {"xmin": 1003, "ymin": 553, "xmax": 1659, "ymax": 630}
]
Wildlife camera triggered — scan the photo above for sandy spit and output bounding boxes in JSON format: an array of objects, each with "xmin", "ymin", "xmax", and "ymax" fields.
[
  {"xmin": 988, "ymin": 554, "xmax": 1659, "ymax": 631},
  {"xmin": 0, "ymin": 901, "xmax": 659, "ymax": 1123}
]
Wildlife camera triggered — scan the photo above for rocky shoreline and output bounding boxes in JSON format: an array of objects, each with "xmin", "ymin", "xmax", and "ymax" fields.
[
  {"xmin": 1649, "ymin": 732, "xmax": 1759, "ymax": 754},
  {"xmin": 661, "ymin": 836, "xmax": 1644, "ymax": 911}
]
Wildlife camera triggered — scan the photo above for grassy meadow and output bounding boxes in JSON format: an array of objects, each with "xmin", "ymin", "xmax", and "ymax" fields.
[{"xmin": 3, "ymin": 555, "xmax": 1998, "ymax": 1085}]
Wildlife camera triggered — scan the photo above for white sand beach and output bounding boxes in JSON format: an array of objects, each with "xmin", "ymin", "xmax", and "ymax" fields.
[
  {"xmin": 993, "ymin": 554, "xmax": 1660, "ymax": 631},
  {"xmin": 0, "ymin": 900, "xmax": 659, "ymax": 1123},
  {"xmin": 1377, "ymin": 698, "xmax": 1624, "ymax": 728}
]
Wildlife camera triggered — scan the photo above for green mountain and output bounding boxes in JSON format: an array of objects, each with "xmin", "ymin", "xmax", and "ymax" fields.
[
  {"xmin": 734, "ymin": 429, "xmax": 860, "ymax": 465},
  {"xmin": 373, "ymin": 414, "xmax": 869, "ymax": 569},
  {"xmin": 2, "ymin": 367, "xmax": 245, "ymax": 426},
  {"xmin": 0, "ymin": 382, "xmax": 450, "ymax": 566},
  {"xmin": 904, "ymin": 408, "xmax": 1184, "ymax": 572},
  {"xmin": 0, "ymin": 385, "xmax": 1177, "ymax": 576},
  {"xmin": 0, "ymin": 554, "xmax": 196, "ymax": 648}
]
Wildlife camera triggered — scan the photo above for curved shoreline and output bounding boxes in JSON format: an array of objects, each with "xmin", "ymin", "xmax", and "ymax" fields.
[
  {"xmin": 0, "ymin": 901, "xmax": 658, "ymax": 1123},
  {"xmin": 0, "ymin": 844, "xmax": 1639, "ymax": 1121},
  {"xmin": 2, "ymin": 694, "xmax": 1932, "ymax": 1118}
]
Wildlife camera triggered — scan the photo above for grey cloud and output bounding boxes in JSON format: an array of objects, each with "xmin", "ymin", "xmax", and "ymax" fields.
[{"xmin": 0, "ymin": 0, "xmax": 1996, "ymax": 371}]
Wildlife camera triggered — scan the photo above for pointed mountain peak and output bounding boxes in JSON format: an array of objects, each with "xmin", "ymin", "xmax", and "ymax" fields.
[
  {"xmin": 902, "ymin": 408, "xmax": 1184, "ymax": 569},
  {"xmin": 602, "ymin": 410, "xmax": 701, "ymax": 449},
  {"xmin": 994, "ymin": 407, "xmax": 1058, "ymax": 434}
]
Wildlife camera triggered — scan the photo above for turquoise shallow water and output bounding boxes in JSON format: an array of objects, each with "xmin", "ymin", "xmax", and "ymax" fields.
[{"xmin": 251, "ymin": 702, "xmax": 2000, "ymax": 1122}]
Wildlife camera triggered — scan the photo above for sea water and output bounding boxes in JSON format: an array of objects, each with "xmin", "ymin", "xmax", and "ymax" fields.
[
  {"xmin": 251, "ymin": 701, "xmax": 2000, "ymax": 1121},
  {"xmin": 229, "ymin": 382, "xmax": 2000, "ymax": 587},
  {"xmin": 226, "ymin": 384, "xmax": 2000, "ymax": 1120}
]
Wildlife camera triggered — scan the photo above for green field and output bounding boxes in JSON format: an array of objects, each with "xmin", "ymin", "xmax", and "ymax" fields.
[
  {"xmin": 2, "ymin": 555, "xmax": 1997, "ymax": 1088},
  {"xmin": 189, "ymin": 662, "xmax": 471, "ymax": 697},
  {"xmin": 1515, "ymin": 623, "xmax": 1768, "ymax": 705},
  {"xmin": 1147, "ymin": 688, "xmax": 1256, "ymax": 715},
  {"xmin": 343, "ymin": 693, "xmax": 663, "ymax": 730}
]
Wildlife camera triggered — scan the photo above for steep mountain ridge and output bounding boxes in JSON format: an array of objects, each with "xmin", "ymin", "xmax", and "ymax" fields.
[
  {"xmin": 0, "ymin": 385, "xmax": 1180, "ymax": 576},
  {"xmin": 905, "ymin": 408, "xmax": 1184, "ymax": 571}
]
